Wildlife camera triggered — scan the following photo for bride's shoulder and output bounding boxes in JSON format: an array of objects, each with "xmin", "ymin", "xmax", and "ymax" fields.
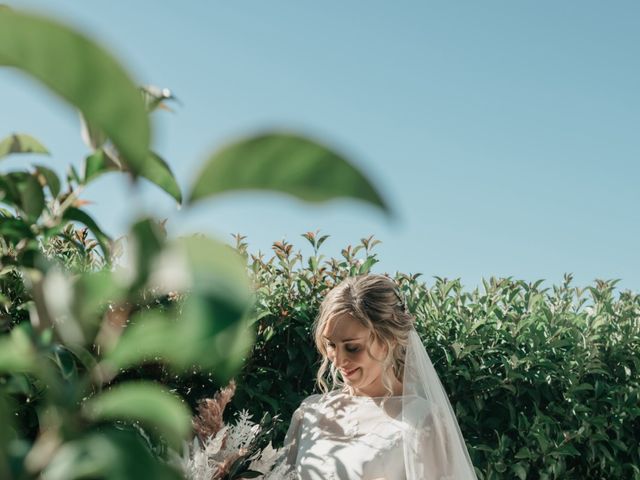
[
  {"xmin": 298, "ymin": 393, "xmax": 323, "ymax": 408},
  {"xmin": 296, "ymin": 389, "xmax": 343, "ymax": 411}
]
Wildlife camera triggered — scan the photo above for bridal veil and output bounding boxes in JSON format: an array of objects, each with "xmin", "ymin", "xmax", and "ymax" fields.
[{"xmin": 401, "ymin": 327, "xmax": 478, "ymax": 479}]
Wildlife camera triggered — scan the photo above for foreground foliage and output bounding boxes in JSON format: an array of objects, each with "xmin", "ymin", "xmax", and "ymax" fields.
[{"xmin": 0, "ymin": 7, "xmax": 388, "ymax": 479}]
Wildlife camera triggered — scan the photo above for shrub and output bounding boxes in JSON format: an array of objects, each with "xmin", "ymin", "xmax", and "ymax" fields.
[{"xmin": 232, "ymin": 232, "xmax": 640, "ymax": 480}]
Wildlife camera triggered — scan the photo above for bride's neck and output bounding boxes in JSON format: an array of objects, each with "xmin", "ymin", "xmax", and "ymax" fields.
[{"xmin": 350, "ymin": 376, "xmax": 403, "ymax": 397}]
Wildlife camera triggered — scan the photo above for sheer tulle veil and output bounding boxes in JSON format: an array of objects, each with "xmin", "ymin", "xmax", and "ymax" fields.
[{"xmin": 401, "ymin": 327, "xmax": 478, "ymax": 478}]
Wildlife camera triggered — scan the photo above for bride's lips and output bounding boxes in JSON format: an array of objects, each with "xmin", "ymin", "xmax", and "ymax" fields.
[{"xmin": 341, "ymin": 367, "xmax": 359, "ymax": 377}]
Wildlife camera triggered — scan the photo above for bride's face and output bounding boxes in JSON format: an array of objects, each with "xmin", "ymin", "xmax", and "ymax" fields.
[{"xmin": 322, "ymin": 313, "xmax": 389, "ymax": 396}]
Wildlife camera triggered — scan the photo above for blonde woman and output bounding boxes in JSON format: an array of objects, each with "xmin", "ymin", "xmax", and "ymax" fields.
[{"xmin": 278, "ymin": 274, "xmax": 478, "ymax": 479}]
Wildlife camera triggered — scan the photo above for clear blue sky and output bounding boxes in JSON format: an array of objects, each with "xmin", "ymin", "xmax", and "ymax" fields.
[{"xmin": 2, "ymin": 1, "xmax": 639, "ymax": 292}]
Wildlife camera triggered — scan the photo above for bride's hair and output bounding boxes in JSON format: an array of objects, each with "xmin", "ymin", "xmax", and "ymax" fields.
[{"xmin": 312, "ymin": 274, "xmax": 415, "ymax": 397}]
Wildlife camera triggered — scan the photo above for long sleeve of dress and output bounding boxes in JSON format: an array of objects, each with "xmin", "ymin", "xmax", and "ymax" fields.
[
  {"xmin": 281, "ymin": 404, "xmax": 304, "ymax": 468},
  {"xmin": 266, "ymin": 395, "xmax": 319, "ymax": 479}
]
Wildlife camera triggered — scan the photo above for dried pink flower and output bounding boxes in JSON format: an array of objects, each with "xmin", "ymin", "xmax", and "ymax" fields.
[{"xmin": 193, "ymin": 379, "xmax": 237, "ymax": 444}]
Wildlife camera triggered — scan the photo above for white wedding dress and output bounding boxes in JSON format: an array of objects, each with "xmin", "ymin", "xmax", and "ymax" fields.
[{"xmin": 279, "ymin": 388, "xmax": 456, "ymax": 480}]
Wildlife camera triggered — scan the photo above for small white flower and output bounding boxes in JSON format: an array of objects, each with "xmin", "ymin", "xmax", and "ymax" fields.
[{"xmin": 223, "ymin": 410, "xmax": 259, "ymax": 453}]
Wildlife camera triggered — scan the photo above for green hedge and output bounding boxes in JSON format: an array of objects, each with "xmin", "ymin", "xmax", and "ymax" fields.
[{"xmin": 230, "ymin": 232, "xmax": 640, "ymax": 480}]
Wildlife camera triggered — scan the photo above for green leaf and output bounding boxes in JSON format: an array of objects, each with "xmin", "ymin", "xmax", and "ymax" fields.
[
  {"xmin": 104, "ymin": 235, "xmax": 255, "ymax": 381},
  {"xmin": 44, "ymin": 428, "xmax": 182, "ymax": 480},
  {"xmin": 101, "ymin": 310, "xmax": 187, "ymax": 371},
  {"xmin": 0, "ymin": 172, "xmax": 45, "ymax": 219},
  {"xmin": 571, "ymin": 383, "xmax": 594, "ymax": 392},
  {"xmin": 0, "ymin": 133, "xmax": 49, "ymax": 160},
  {"xmin": 82, "ymin": 382, "xmax": 191, "ymax": 449},
  {"xmin": 178, "ymin": 235, "xmax": 254, "ymax": 308},
  {"xmin": 514, "ymin": 446, "xmax": 533, "ymax": 459},
  {"xmin": 72, "ymin": 270, "xmax": 126, "ymax": 343},
  {"xmin": 128, "ymin": 217, "xmax": 166, "ymax": 291},
  {"xmin": 104, "ymin": 308, "xmax": 254, "ymax": 385},
  {"xmin": 235, "ymin": 470, "xmax": 263, "ymax": 479},
  {"xmin": 0, "ymin": 216, "xmax": 34, "ymax": 243},
  {"xmin": 67, "ymin": 164, "xmax": 82, "ymax": 185},
  {"xmin": 34, "ymin": 164, "xmax": 61, "ymax": 198},
  {"xmin": 18, "ymin": 173, "xmax": 45, "ymax": 219},
  {"xmin": 143, "ymin": 235, "xmax": 254, "ymax": 316},
  {"xmin": 0, "ymin": 326, "xmax": 36, "ymax": 374},
  {"xmin": 180, "ymin": 295, "xmax": 256, "ymax": 382},
  {"xmin": 62, "ymin": 207, "xmax": 111, "ymax": 261},
  {"xmin": 0, "ymin": 9, "xmax": 150, "ymax": 173},
  {"xmin": 79, "ymin": 112, "xmax": 108, "ymax": 150},
  {"xmin": 358, "ymin": 256, "xmax": 378, "ymax": 275},
  {"xmin": 139, "ymin": 151, "xmax": 182, "ymax": 204},
  {"xmin": 83, "ymin": 150, "xmax": 118, "ymax": 185},
  {"xmin": 188, "ymin": 131, "xmax": 390, "ymax": 214},
  {"xmin": 52, "ymin": 346, "xmax": 78, "ymax": 381},
  {"xmin": 512, "ymin": 462, "xmax": 528, "ymax": 480},
  {"xmin": 83, "ymin": 150, "xmax": 182, "ymax": 204}
]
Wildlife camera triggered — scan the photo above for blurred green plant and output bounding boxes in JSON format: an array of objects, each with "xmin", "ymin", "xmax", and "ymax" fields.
[{"xmin": 0, "ymin": 7, "xmax": 389, "ymax": 479}]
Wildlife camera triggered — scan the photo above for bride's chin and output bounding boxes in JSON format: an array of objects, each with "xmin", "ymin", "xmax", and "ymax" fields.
[{"xmin": 343, "ymin": 370, "xmax": 361, "ymax": 383}]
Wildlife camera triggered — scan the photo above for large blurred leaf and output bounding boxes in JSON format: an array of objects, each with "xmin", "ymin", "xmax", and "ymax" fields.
[
  {"xmin": 0, "ymin": 133, "xmax": 49, "ymax": 160},
  {"xmin": 82, "ymin": 382, "xmax": 191, "ymax": 449},
  {"xmin": 139, "ymin": 234, "xmax": 254, "ymax": 312},
  {"xmin": 126, "ymin": 217, "xmax": 166, "ymax": 292},
  {"xmin": 71, "ymin": 269, "xmax": 127, "ymax": 344},
  {"xmin": 0, "ymin": 216, "xmax": 34, "ymax": 243},
  {"xmin": 100, "ymin": 310, "xmax": 188, "ymax": 372},
  {"xmin": 104, "ymin": 307, "xmax": 255, "ymax": 386},
  {"xmin": 83, "ymin": 149, "xmax": 182, "ymax": 204},
  {"xmin": 0, "ymin": 9, "xmax": 150, "ymax": 172},
  {"xmin": 44, "ymin": 427, "xmax": 182, "ymax": 480},
  {"xmin": 176, "ymin": 235, "xmax": 254, "ymax": 306},
  {"xmin": 188, "ymin": 131, "xmax": 390, "ymax": 213},
  {"xmin": 80, "ymin": 112, "xmax": 108, "ymax": 151},
  {"xmin": 181, "ymin": 296, "xmax": 256, "ymax": 382},
  {"xmin": 104, "ymin": 234, "xmax": 255, "ymax": 380},
  {"xmin": 40, "ymin": 266, "xmax": 85, "ymax": 345},
  {"xmin": 0, "ymin": 326, "xmax": 36, "ymax": 374},
  {"xmin": 0, "ymin": 172, "xmax": 45, "ymax": 219}
]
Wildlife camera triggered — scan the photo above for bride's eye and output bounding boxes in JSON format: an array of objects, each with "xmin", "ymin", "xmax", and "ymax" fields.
[{"xmin": 346, "ymin": 345, "xmax": 360, "ymax": 353}]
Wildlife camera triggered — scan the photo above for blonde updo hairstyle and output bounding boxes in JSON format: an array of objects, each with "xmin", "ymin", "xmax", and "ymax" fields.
[{"xmin": 313, "ymin": 274, "xmax": 415, "ymax": 397}]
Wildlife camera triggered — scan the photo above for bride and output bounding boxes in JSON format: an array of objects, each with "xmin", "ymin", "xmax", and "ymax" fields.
[{"xmin": 276, "ymin": 274, "xmax": 478, "ymax": 479}]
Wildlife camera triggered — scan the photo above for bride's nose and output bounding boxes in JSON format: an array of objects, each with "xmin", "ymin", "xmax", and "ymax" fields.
[{"xmin": 333, "ymin": 347, "xmax": 348, "ymax": 368}]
